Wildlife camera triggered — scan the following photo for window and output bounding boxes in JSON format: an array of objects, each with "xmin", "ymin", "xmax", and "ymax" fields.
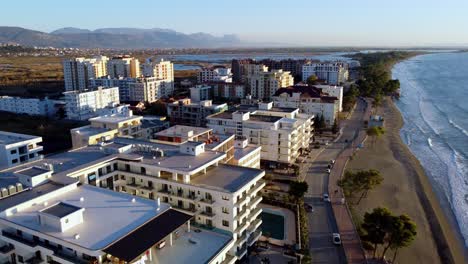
[
  {"xmin": 222, "ymin": 220, "xmax": 229, "ymax": 227},
  {"xmin": 113, "ymin": 163, "xmax": 118, "ymax": 170},
  {"xmin": 12, "ymin": 159, "xmax": 18, "ymax": 164},
  {"xmin": 10, "ymin": 149, "xmax": 17, "ymax": 154},
  {"xmin": 65, "ymin": 219, "xmax": 69, "ymax": 224},
  {"xmin": 18, "ymin": 255, "xmax": 24, "ymax": 263},
  {"xmin": 222, "ymin": 196, "xmax": 229, "ymax": 201},
  {"xmin": 222, "ymin": 207, "xmax": 229, "ymax": 214}
]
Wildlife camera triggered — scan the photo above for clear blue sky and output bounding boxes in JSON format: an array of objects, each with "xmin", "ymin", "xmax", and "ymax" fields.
[{"xmin": 2, "ymin": 0, "xmax": 468, "ymax": 46}]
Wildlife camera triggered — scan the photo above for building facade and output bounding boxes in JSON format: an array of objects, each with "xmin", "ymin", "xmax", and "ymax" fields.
[
  {"xmin": 247, "ymin": 69, "xmax": 294, "ymax": 101},
  {"xmin": 302, "ymin": 62, "xmax": 349, "ymax": 85},
  {"xmin": 0, "ymin": 131, "xmax": 43, "ymax": 168},
  {"xmin": 63, "ymin": 56, "xmax": 108, "ymax": 91},
  {"xmin": 198, "ymin": 66, "xmax": 232, "ymax": 83},
  {"xmin": 63, "ymin": 87, "xmax": 120, "ymax": 121},
  {"xmin": 107, "ymin": 56, "xmax": 140, "ymax": 78},
  {"xmin": 167, "ymin": 99, "xmax": 228, "ymax": 127},
  {"xmin": 0, "ymin": 96, "xmax": 62, "ymax": 117}
]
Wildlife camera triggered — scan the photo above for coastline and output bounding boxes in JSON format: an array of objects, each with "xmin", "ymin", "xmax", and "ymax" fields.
[{"xmin": 345, "ymin": 97, "xmax": 467, "ymax": 263}]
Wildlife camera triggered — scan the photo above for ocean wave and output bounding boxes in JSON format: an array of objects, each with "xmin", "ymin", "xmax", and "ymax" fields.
[
  {"xmin": 427, "ymin": 137, "xmax": 433, "ymax": 147},
  {"xmin": 449, "ymin": 119, "xmax": 468, "ymax": 137}
]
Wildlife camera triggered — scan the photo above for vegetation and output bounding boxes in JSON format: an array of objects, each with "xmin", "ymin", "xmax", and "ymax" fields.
[
  {"xmin": 306, "ymin": 75, "xmax": 319, "ymax": 85},
  {"xmin": 360, "ymin": 207, "xmax": 417, "ymax": 261},
  {"xmin": 337, "ymin": 169, "xmax": 384, "ymax": 204},
  {"xmin": 0, "ymin": 112, "xmax": 88, "ymax": 154},
  {"xmin": 331, "ymin": 119, "xmax": 339, "ymax": 134},
  {"xmin": 288, "ymin": 181, "xmax": 308, "ymax": 201},
  {"xmin": 314, "ymin": 114, "xmax": 326, "ymax": 131},
  {"xmin": 143, "ymin": 100, "xmax": 167, "ymax": 116},
  {"xmin": 366, "ymin": 126, "xmax": 385, "ymax": 146},
  {"xmin": 342, "ymin": 84, "xmax": 359, "ymax": 112}
]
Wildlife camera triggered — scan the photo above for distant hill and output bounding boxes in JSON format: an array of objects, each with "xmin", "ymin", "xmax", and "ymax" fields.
[{"xmin": 0, "ymin": 26, "xmax": 241, "ymax": 48}]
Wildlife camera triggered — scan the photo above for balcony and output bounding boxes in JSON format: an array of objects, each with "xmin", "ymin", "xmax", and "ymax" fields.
[
  {"xmin": 237, "ymin": 233, "xmax": 248, "ymax": 244},
  {"xmin": 221, "ymin": 254, "xmax": 236, "ymax": 264},
  {"xmin": 199, "ymin": 198, "xmax": 215, "ymax": 205},
  {"xmin": 1, "ymin": 231, "xmax": 37, "ymax": 248},
  {"xmin": 249, "ymin": 218, "xmax": 262, "ymax": 232},
  {"xmin": 249, "ymin": 208, "xmax": 262, "ymax": 221},
  {"xmin": 236, "ymin": 195, "xmax": 249, "ymax": 207},
  {"xmin": 248, "ymin": 230, "xmax": 262, "ymax": 246},
  {"xmin": 53, "ymin": 250, "xmax": 89, "ymax": 264},
  {"xmin": 200, "ymin": 211, "xmax": 216, "ymax": 218},
  {"xmin": 236, "ymin": 208, "xmax": 249, "ymax": 221},
  {"xmin": 235, "ymin": 244, "xmax": 247, "ymax": 258},
  {"xmin": 25, "ymin": 256, "xmax": 43, "ymax": 264},
  {"xmin": 249, "ymin": 196, "xmax": 262, "ymax": 209},
  {"xmin": 248, "ymin": 181, "xmax": 266, "ymax": 196},
  {"xmin": 173, "ymin": 204, "xmax": 197, "ymax": 214}
]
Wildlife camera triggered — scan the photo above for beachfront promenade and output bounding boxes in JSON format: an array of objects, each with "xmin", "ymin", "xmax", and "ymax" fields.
[{"xmin": 304, "ymin": 97, "xmax": 370, "ymax": 264}]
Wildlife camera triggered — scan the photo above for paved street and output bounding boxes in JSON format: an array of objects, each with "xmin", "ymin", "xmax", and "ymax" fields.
[{"xmin": 303, "ymin": 98, "xmax": 369, "ymax": 264}]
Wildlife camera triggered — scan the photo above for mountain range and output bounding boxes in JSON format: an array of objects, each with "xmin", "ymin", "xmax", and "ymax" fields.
[{"xmin": 0, "ymin": 26, "xmax": 241, "ymax": 48}]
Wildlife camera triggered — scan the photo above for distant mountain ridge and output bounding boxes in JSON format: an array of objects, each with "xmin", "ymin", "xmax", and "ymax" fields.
[{"xmin": 0, "ymin": 26, "xmax": 241, "ymax": 48}]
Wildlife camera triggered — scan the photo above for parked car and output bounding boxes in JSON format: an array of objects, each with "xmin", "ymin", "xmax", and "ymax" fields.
[
  {"xmin": 330, "ymin": 159, "xmax": 336, "ymax": 164},
  {"xmin": 332, "ymin": 233, "xmax": 342, "ymax": 245},
  {"xmin": 326, "ymin": 169, "xmax": 331, "ymax": 173},
  {"xmin": 304, "ymin": 203, "xmax": 314, "ymax": 212}
]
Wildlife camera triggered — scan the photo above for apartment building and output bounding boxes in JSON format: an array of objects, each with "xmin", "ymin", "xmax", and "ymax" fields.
[
  {"xmin": 63, "ymin": 87, "xmax": 120, "ymax": 121},
  {"xmin": 273, "ymin": 85, "xmax": 339, "ymax": 126},
  {"xmin": 140, "ymin": 116, "xmax": 171, "ymax": 141},
  {"xmin": 0, "ymin": 131, "xmax": 43, "ymax": 168},
  {"xmin": 260, "ymin": 59, "xmax": 309, "ymax": 80},
  {"xmin": 190, "ymin": 85, "xmax": 213, "ymax": 102},
  {"xmin": 314, "ymin": 84, "xmax": 344, "ymax": 112},
  {"xmin": 198, "ymin": 66, "xmax": 232, "ymax": 83},
  {"xmin": 0, "ymin": 96, "xmax": 62, "ymax": 117},
  {"xmin": 0, "ymin": 167, "xmax": 234, "ymax": 264},
  {"xmin": 247, "ymin": 68, "xmax": 294, "ymax": 101},
  {"xmin": 207, "ymin": 103, "xmax": 314, "ymax": 166},
  {"xmin": 302, "ymin": 61, "xmax": 349, "ymax": 85},
  {"xmin": 190, "ymin": 83, "xmax": 246, "ymax": 101},
  {"xmin": 63, "ymin": 56, "xmax": 108, "ymax": 91},
  {"xmin": 231, "ymin": 59, "xmax": 255, "ymax": 83},
  {"xmin": 71, "ymin": 111, "xmax": 143, "ymax": 148},
  {"xmin": 107, "ymin": 56, "xmax": 140, "ymax": 78},
  {"xmin": 167, "ymin": 99, "xmax": 228, "ymax": 127},
  {"xmin": 142, "ymin": 58, "xmax": 174, "ymax": 80},
  {"xmin": 0, "ymin": 136, "xmax": 266, "ymax": 263}
]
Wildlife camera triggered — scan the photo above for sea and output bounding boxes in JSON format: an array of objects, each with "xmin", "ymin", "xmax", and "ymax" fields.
[{"xmin": 392, "ymin": 52, "xmax": 468, "ymax": 247}]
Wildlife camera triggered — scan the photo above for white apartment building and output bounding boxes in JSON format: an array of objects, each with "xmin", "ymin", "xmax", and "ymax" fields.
[
  {"xmin": 314, "ymin": 84, "xmax": 344, "ymax": 112},
  {"xmin": 142, "ymin": 58, "xmax": 174, "ymax": 80},
  {"xmin": 190, "ymin": 85, "xmax": 213, "ymax": 102},
  {"xmin": 273, "ymin": 85, "xmax": 339, "ymax": 126},
  {"xmin": 0, "ymin": 136, "xmax": 266, "ymax": 263},
  {"xmin": 0, "ymin": 131, "xmax": 43, "ymax": 168},
  {"xmin": 302, "ymin": 62, "xmax": 349, "ymax": 85},
  {"xmin": 247, "ymin": 67, "xmax": 294, "ymax": 101},
  {"xmin": 63, "ymin": 87, "xmax": 120, "ymax": 121},
  {"xmin": 0, "ymin": 96, "xmax": 62, "ymax": 117},
  {"xmin": 211, "ymin": 83, "xmax": 246, "ymax": 99},
  {"xmin": 198, "ymin": 66, "xmax": 232, "ymax": 83},
  {"xmin": 63, "ymin": 56, "xmax": 108, "ymax": 91},
  {"xmin": 207, "ymin": 103, "xmax": 314, "ymax": 165},
  {"xmin": 107, "ymin": 56, "xmax": 140, "ymax": 78}
]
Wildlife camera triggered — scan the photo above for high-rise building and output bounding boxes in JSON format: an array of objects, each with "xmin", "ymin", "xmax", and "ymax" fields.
[
  {"xmin": 167, "ymin": 99, "xmax": 228, "ymax": 127},
  {"xmin": 198, "ymin": 66, "xmax": 232, "ymax": 83},
  {"xmin": 0, "ymin": 131, "xmax": 43, "ymax": 168},
  {"xmin": 107, "ymin": 56, "xmax": 140, "ymax": 78},
  {"xmin": 63, "ymin": 56, "xmax": 108, "ymax": 91},
  {"xmin": 302, "ymin": 62, "xmax": 349, "ymax": 85},
  {"xmin": 247, "ymin": 68, "xmax": 294, "ymax": 101}
]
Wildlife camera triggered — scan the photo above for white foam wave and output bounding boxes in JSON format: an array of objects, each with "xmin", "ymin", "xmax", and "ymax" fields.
[
  {"xmin": 427, "ymin": 137, "xmax": 433, "ymax": 147},
  {"xmin": 449, "ymin": 119, "xmax": 468, "ymax": 137}
]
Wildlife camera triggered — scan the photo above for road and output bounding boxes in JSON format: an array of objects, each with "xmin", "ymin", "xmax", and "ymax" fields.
[{"xmin": 303, "ymin": 98, "xmax": 368, "ymax": 264}]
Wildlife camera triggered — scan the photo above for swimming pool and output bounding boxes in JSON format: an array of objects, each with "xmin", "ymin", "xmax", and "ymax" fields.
[{"xmin": 260, "ymin": 211, "xmax": 285, "ymax": 240}]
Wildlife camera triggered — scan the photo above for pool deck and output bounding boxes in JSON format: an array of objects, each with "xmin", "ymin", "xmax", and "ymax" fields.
[{"xmin": 259, "ymin": 203, "xmax": 296, "ymax": 246}]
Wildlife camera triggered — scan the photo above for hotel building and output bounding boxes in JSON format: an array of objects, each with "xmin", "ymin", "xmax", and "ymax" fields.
[
  {"xmin": 63, "ymin": 56, "xmax": 109, "ymax": 91},
  {"xmin": 302, "ymin": 62, "xmax": 349, "ymax": 85}
]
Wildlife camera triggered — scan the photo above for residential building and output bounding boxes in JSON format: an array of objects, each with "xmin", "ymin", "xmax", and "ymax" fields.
[
  {"xmin": 314, "ymin": 84, "xmax": 344, "ymax": 112},
  {"xmin": 232, "ymin": 139, "xmax": 261, "ymax": 169},
  {"xmin": 70, "ymin": 110, "xmax": 143, "ymax": 148},
  {"xmin": 63, "ymin": 86, "xmax": 120, "ymax": 121},
  {"xmin": 0, "ymin": 131, "xmax": 43, "ymax": 168},
  {"xmin": 302, "ymin": 62, "xmax": 349, "ymax": 85},
  {"xmin": 63, "ymin": 56, "xmax": 108, "ymax": 91},
  {"xmin": 90, "ymin": 76, "xmax": 173, "ymax": 102},
  {"xmin": 247, "ymin": 68, "xmax": 294, "ymax": 101},
  {"xmin": 190, "ymin": 85, "xmax": 213, "ymax": 102},
  {"xmin": 190, "ymin": 83, "xmax": 246, "ymax": 101},
  {"xmin": 107, "ymin": 56, "xmax": 140, "ymax": 78},
  {"xmin": 207, "ymin": 103, "xmax": 314, "ymax": 166},
  {"xmin": 231, "ymin": 59, "xmax": 255, "ymax": 83},
  {"xmin": 142, "ymin": 58, "xmax": 175, "ymax": 97},
  {"xmin": 0, "ymin": 136, "xmax": 266, "ymax": 263},
  {"xmin": 198, "ymin": 66, "xmax": 232, "ymax": 83},
  {"xmin": 259, "ymin": 59, "xmax": 309, "ymax": 80},
  {"xmin": 272, "ymin": 85, "xmax": 339, "ymax": 126},
  {"xmin": 0, "ymin": 96, "xmax": 62, "ymax": 117},
  {"xmin": 167, "ymin": 99, "xmax": 228, "ymax": 127},
  {"xmin": 140, "ymin": 116, "xmax": 171, "ymax": 140}
]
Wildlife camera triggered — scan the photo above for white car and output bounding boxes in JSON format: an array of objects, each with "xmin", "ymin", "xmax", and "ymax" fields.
[
  {"xmin": 332, "ymin": 233, "xmax": 342, "ymax": 245},
  {"xmin": 326, "ymin": 169, "xmax": 331, "ymax": 174},
  {"xmin": 323, "ymin": 193, "xmax": 330, "ymax": 202},
  {"xmin": 330, "ymin": 159, "xmax": 336, "ymax": 164}
]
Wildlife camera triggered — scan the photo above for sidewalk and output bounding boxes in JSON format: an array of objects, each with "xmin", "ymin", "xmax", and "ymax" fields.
[{"xmin": 328, "ymin": 98, "xmax": 371, "ymax": 264}]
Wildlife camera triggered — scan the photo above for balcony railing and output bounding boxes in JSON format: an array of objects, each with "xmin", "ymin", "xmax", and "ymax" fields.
[
  {"xmin": 25, "ymin": 256, "xmax": 43, "ymax": 264},
  {"xmin": 0, "ymin": 244, "xmax": 14, "ymax": 254},
  {"xmin": 200, "ymin": 211, "xmax": 216, "ymax": 218},
  {"xmin": 248, "ymin": 230, "xmax": 262, "ymax": 246}
]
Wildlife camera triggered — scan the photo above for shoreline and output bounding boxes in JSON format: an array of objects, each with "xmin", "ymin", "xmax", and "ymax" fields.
[{"xmin": 345, "ymin": 97, "xmax": 467, "ymax": 263}]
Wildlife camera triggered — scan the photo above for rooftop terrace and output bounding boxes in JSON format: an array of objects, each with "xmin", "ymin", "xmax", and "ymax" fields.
[{"xmin": 0, "ymin": 131, "xmax": 41, "ymax": 145}]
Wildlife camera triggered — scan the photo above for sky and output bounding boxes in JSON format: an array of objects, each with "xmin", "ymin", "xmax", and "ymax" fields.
[{"xmin": 1, "ymin": 0, "xmax": 468, "ymax": 47}]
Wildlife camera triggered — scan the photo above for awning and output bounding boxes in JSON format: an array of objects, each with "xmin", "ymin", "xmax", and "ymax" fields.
[{"xmin": 104, "ymin": 209, "xmax": 193, "ymax": 262}]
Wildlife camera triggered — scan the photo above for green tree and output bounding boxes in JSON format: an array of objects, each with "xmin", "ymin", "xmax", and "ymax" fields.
[
  {"xmin": 289, "ymin": 181, "xmax": 309, "ymax": 201},
  {"xmin": 386, "ymin": 215, "xmax": 417, "ymax": 262},
  {"xmin": 337, "ymin": 169, "xmax": 383, "ymax": 204},
  {"xmin": 366, "ymin": 126, "xmax": 385, "ymax": 146},
  {"xmin": 361, "ymin": 207, "xmax": 394, "ymax": 258},
  {"xmin": 144, "ymin": 100, "xmax": 167, "ymax": 116},
  {"xmin": 306, "ymin": 75, "xmax": 319, "ymax": 85},
  {"xmin": 332, "ymin": 119, "xmax": 339, "ymax": 134}
]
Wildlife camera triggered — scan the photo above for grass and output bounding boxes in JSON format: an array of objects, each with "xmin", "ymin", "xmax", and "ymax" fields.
[
  {"xmin": 0, "ymin": 112, "xmax": 88, "ymax": 154},
  {"xmin": 0, "ymin": 56, "xmax": 64, "ymax": 83}
]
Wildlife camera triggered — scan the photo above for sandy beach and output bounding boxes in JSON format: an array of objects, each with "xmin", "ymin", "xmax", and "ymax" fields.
[{"xmin": 345, "ymin": 97, "xmax": 467, "ymax": 264}]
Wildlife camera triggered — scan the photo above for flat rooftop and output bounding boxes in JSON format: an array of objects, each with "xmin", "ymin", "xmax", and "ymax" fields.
[
  {"xmin": 155, "ymin": 125, "xmax": 211, "ymax": 138},
  {"xmin": 191, "ymin": 164, "xmax": 263, "ymax": 193},
  {"xmin": 1, "ymin": 184, "xmax": 170, "ymax": 250},
  {"xmin": 41, "ymin": 202, "xmax": 82, "ymax": 218},
  {"xmin": 153, "ymin": 226, "xmax": 232, "ymax": 264},
  {"xmin": 248, "ymin": 114, "xmax": 282, "ymax": 123},
  {"xmin": 72, "ymin": 126, "xmax": 111, "ymax": 137},
  {"xmin": 0, "ymin": 131, "xmax": 41, "ymax": 145},
  {"xmin": 16, "ymin": 167, "xmax": 50, "ymax": 177},
  {"xmin": 207, "ymin": 111, "xmax": 234, "ymax": 120},
  {"xmin": 268, "ymin": 107, "xmax": 298, "ymax": 113},
  {"xmin": 234, "ymin": 145, "xmax": 261, "ymax": 161},
  {"xmin": 90, "ymin": 114, "xmax": 142, "ymax": 124},
  {"xmin": 205, "ymin": 133, "xmax": 234, "ymax": 150}
]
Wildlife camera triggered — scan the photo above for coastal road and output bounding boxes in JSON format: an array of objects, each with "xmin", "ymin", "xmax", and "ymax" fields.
[{"xmin": 304, "ymin": 98, "xmax": 368, "ymax": 264}]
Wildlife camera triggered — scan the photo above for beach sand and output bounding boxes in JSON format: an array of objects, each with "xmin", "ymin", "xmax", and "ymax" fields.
[{"xmin": 345, "ymin": 98, "xmax": 467, "ymax": 264}]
